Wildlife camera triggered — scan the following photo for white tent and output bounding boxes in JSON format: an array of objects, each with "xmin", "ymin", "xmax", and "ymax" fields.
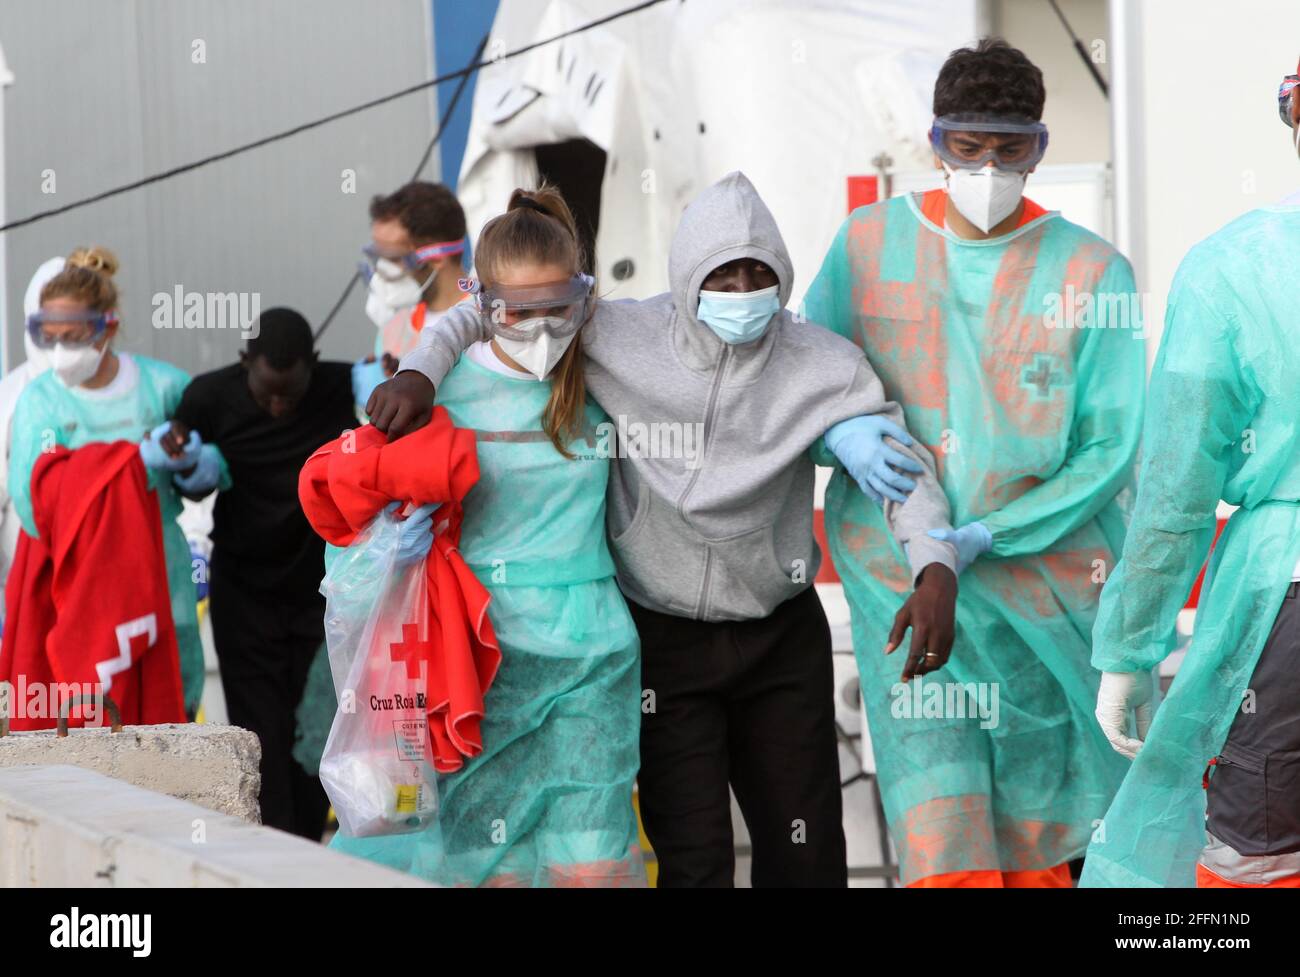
[{"xmin": 457, "ymin": 0, "xmax": 979, "ymax": 302}]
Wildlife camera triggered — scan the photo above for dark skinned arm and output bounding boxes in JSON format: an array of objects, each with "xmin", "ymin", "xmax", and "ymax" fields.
[
  {"xmin": 365, "ymin": 371, "xmax": 436, "ymax": 440},
  {"xmin": 885, "ymin": 563, "xmax": 958, "ymax": 681}
]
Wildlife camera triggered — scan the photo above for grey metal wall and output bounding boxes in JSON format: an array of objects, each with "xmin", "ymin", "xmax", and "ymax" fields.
[{"xmin": 0, "ymin": 0, "xmax": 440, "ymax": 375}]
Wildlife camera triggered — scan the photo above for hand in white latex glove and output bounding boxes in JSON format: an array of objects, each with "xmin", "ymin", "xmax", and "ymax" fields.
[{"xmin": 1095, "ymin": 670, "xmax": 1155, "ymax": 760}]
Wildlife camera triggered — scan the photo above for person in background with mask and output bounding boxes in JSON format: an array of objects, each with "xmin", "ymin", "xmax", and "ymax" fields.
[
  {"xmin": 0, "ymin": 257, "xmax": 63, "ymax": 619},
  {"xmin": 1080, "ymin": 59, "xmax": 1300, "ymax": 889},
  {"xmin": 330, "ymin": 185, "xmax": 645, "ymax": 886},
  {"xmin": 168, "ymin": 308, "xmax": 355, "ymax": 839},
  {"xmin": 803, "ymin": 38, "xmax": 1146, "ymax": 887},
  {"xmin": 352, "ymin": 181, "xmax": 468, "ymax": 411},
  {"xmin": 8, "ymin": 246, "xmax": 210, "ymax": 715},
  {"xmin": 368, "ymin": 171, "xmax": 960, "ymax": 888}
]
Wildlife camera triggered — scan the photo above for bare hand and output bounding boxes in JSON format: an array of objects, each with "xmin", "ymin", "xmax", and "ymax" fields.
[
  {"xmin": 366, "ymin": 371, "xmax": 435, "ymax": 440},
  {"xmin": 885, "ymin": 563, "xmax": 957, "ymax": 681},
  {"xmin": 160, "ymin": 420, "xmax": 191, "ymax": 459}
]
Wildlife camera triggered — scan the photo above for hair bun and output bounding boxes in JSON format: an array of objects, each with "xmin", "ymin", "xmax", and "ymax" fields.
[{"xmin": 65, "ymin": 245, "xmax": 120, "ymax": 278}]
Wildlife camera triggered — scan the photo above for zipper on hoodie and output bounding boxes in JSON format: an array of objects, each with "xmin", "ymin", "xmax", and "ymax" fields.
[
  {"xmin": 676, "ymin": 343, "xmax": 729, "ymax": 519},
  {"xmin": 698, "ymin": 547, "xmax": 713, "ymax": 620},
  {"xmin": 677, "ymin": 341, "xmax": 730, "ymax": 618}
]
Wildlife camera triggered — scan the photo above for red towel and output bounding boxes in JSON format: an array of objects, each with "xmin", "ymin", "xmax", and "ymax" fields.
[
  {"xmin": 0, "ymin": 441, "xmax": 186, "ymax": 730},
  {"xmin": 298, "ymin": 411, "xmax": 500, "ymax": 772}
]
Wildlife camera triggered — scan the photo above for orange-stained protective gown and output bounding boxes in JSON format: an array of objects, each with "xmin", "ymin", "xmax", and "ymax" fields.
[{"xmin": 804, "ymin": 190, "xmax": 1145, "ymax": 886}]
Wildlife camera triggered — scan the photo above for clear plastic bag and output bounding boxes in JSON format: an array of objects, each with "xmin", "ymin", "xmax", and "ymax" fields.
[{"xmin": 318, "ymin": 508, "xmax": 439, "ymax": 837}]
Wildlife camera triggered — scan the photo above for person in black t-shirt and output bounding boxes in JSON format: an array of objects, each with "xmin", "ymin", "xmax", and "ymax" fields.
[{"xmin": 172, "ymin": 307, "xmax": 356, "ymax": 840}]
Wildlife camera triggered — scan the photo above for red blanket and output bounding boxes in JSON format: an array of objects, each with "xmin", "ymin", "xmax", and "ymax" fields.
[
  {"xmin": 0, "ymin": 441, "xmax": 185, "ymax": 730},
  {"xmin": 298, "ymin": 412, "xmax": 500, "ymax": 772}
]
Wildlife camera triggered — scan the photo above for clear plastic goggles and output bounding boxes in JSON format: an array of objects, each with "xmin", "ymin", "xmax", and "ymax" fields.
[
  {"xmin": 929, "ymin": 114, "xmax": 1049, "ymax": 173},
  {"xmin": 358, "ymin": 239, "xmax": 465, "ymax": 283},
  {"xmin": 476, "ymin": 274, "xmax": 594, "ymax": 342},
  {"xmin": 26, "ymin": 308, "xmax": 117, "ymax": 349},
  {"xmin": 1280, "ymin": 73, "xmax": 1299, "ymax": 126}
]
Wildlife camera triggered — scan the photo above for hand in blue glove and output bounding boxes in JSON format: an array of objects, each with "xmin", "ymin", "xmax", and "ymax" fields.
[
  {"xmin": 824, "ymin": 415, "xmax": 925, "ymax": 505},
  {"xmin": 926, "ymin": 522, "xmax": 992, "ymax": 575},
  {"xmin": 173, "ymin": 444, "xmax": 222, "ymax": 495},
  {"xmin": 353, "ymin": 358, "xmax": 387, "ymax": 413},
  {"xmin": 139, "ymin": 422, "xmax": 202, "ymax": 472},
  {"xmin": 387, "ymin": 501, "xmax": 437, "ymax": 567}
]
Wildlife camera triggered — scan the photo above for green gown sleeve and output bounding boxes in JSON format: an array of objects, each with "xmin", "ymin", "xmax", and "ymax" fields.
[
  {"xmin": 979, "ymin": 256, "xmax": 1147, "ymax": 556},
  {"xmin": 7, "ymin": 383, "xmax": 65, "ymax": 539},
  {"xmin": 803, "ymin": 219, "xmax": 859, "ymax": 468},
  {"xmin": 1091, "ymin": 273, "xmax": 1259, "ymax": 673},
  {"xmin": 802, "ymin": 219, "xmax": 855, "ymax": 342}
]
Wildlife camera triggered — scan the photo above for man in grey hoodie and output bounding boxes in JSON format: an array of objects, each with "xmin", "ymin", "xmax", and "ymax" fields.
[{"xmin": 367, "ymin": 171, "xmax": 958, "ymax": 887}]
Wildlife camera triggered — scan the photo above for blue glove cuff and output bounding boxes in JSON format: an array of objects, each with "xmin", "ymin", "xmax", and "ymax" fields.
[
  {"xmin": 173, "ymin": 444, "xmax": 221, "ymax": 494},
  {"xmin": 823, "ymin": 416, "xmax": 863, "ymax": 456}
]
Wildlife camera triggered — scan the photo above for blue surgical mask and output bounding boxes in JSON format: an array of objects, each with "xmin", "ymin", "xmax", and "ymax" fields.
[{"xmin": 695, "ymin": 285, "xmax": 781, "ymax": 345}]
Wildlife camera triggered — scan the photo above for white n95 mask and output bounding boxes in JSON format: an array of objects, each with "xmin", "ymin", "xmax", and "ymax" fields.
[
  {"xmin": 365, "ymin": 259, "xmax": 431, "ymax": 328},
  {"xmin": 494, "ymin": 322, "xmax": 575, "ymax": 381},
  {"xmin": 50, "ymin": 342, "xmax": 107, "ymax": 388},
  {"xmin": 944, "ymin": 163, "xmax": 1026, "ymax": 233}
]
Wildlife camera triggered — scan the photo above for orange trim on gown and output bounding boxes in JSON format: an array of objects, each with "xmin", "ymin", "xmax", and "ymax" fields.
[
  {"xmin": 907, "ymin": 863, "xmax": 1072, "ymax": 888},
  {"xmin": 918, "ymin": 188, "xmax": 1047, "ymax": 230}
]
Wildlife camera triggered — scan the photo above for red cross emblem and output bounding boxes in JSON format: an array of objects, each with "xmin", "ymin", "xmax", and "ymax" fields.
[{"xmin": 389, "ymin": 622, "xmax": 434, "ymax": 679}]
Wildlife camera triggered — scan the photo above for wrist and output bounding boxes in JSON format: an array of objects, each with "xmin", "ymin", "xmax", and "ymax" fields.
[
  {"xmin": 823, "ymin": 415, "xmax": 862, "ymax": 454},
  {"xmin": 916, "ymin": 562, "xmax": 957, "ymax": 591}
]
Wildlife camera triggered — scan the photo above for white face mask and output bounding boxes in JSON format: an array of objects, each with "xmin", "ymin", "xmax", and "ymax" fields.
[
  {"xmin": 944, "ymin": 163, "xmax": 1027, "ymax": 233},
  {"xmin": 365, "ymin": 259, "xmax": 435, "ymax": 328},
  {"xmin": 50, "ymin": 341, "xmax": 107, "ymax": 388},
  {"xmin": 494, "ymin": 324, "xmax": 576, "ymax": 381}
]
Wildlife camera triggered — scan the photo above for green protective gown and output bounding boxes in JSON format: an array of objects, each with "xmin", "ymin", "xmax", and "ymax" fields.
[
  {"xmin": 1080, "ymin": 204, "xmax": 1300, "ymax": 888},
  {"xmin": 292, "ymin": 642, "xmax": 334, "ymax": 777},
  {"xmin": 8, "ymin": 353, "xmax": 205, "ymax": 716},
  {"xmin": 803, "ymin": 193, "xmax": 1145, "ymax": 883},
  {"xmin": 330, "ymin": 351, "xmax": 645, "ymax": 887}
]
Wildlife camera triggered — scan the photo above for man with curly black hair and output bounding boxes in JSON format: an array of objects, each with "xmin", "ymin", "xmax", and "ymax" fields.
[{"xmin": 804, "ymin": 37, "xmax": 1146, "ymax": 887}]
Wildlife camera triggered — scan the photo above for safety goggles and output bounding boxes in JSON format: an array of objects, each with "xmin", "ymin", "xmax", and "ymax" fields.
[
  {"xmin": 25, "ymin": 309, "xmax": 117, "ymax": 349},
  {"xmin": 358, "ymin": 239, "xmax": 465, "ymax": 283},
  {"xmin": 1279, "ymin": 72, "xmax": 1299, "ymax": 126},
  {"xmin": 929, "ymin": 114, "xmax": 1049, "ymax": 173},
  {"xmin": 475, "ymin": 274, "xmax": 594, "ymax": 342}
]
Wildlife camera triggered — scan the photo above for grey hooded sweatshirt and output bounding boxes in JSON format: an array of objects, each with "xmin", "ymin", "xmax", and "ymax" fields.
[{"xmin": 401, "ymin": 171, "xmax": 955, "ymax": 622}]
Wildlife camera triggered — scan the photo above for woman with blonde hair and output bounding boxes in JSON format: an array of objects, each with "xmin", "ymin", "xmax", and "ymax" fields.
[
  {"xmin": 8, "ymin": 246, "xmax": 217, "ymax": 716},
  {"xmin": 330, "ymin": 186, "xmax": 645, "ymax": 887}
]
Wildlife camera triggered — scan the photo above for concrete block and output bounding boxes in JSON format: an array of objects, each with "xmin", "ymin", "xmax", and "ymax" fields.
[
  {"xmin": 0, "ymin": 723, "xmax": 261, "ymax": 822},
  {"xmin": 0, "ymin": 765, "xmax": 428, "ymax": 887}
]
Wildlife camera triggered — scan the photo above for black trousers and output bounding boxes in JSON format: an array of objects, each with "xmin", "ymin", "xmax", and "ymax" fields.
[
  {"xmin": 209, "ymin": 566, "xmax": 331, "ymax": 841},
  {"xmin": 630, "ymin": 585, "xmax": 847, "ymax": 887},
  {"xmin": 1206, "ymin": 581, "xmax": 1300, "ymax": 856}
]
